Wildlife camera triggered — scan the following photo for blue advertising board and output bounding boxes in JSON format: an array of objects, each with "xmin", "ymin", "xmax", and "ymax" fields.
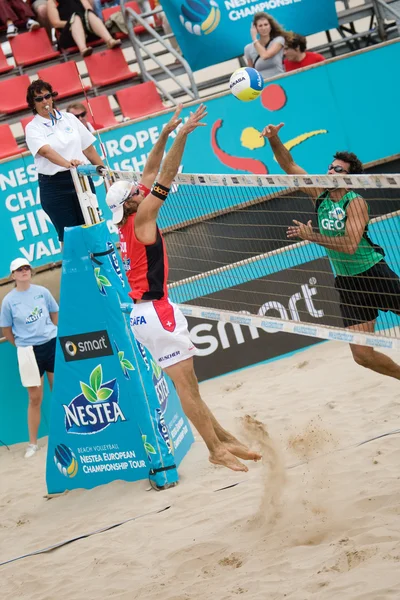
[
  {"xmin": 161, "ymin": 0, "xmax": 338, "ymax": 70},
  {"xmin": 46, "ymin": 221, "xmax": 193, "ymax": 493},
  {"xmin": 0, "ymin": 42, "xmax": 400, "ymax": 280}
]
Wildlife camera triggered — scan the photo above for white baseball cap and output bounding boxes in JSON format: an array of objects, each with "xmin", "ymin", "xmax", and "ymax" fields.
[
  {"xmin": 106, "ymin": 180, "xmax": 139, "ymax": 225},
  {"xmin": 10, "ymin": 257, "xmax": 31, "ymax": 272}
]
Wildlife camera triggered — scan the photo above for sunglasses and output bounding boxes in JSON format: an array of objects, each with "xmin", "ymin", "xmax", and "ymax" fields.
[
  {"xmin": 34, "ymin": 92, "xmax": 53, "ymax": 103},
  {"xmin": 15, "ymin": 265, "xmax": 31, "ymax": 272},
  {"xmin": 75, "ymin": 111, "xmax": 87, "ymax": 119},
  {"xmin": 328, "ymin": 164, "xmax": 349, "ymax": 174}
]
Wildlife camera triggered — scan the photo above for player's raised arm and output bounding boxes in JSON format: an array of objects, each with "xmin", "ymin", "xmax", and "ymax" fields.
[
  {"xmin": 140, "ymin": 105, "xmax": 183, "ymax": 190},
  {"xmin": 134, "ymin": 104, "xmax": 207, "ymax": 244},
  {"xmin": 261, "ymin": 123, "xmax": 322, "ymax": 200}
]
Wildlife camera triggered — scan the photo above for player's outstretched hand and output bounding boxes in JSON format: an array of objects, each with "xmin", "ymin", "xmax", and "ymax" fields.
[
  {"xmin": 164, "ymin": 104, "xmax": 183, "ymax": 134},
  {"xmin": 287, "ymin": 219, "xmax": 313, "ymax": 241},
  {"xmin": 181, "ymin": 103, "xmax": 207, "ymax": 135},
  {"xmin": 260, "ymin": 123, "xmax": 284, "ymax": 139}
]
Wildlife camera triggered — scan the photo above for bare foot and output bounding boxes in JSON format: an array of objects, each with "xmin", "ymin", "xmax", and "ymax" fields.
[
  {"xmin": 224, "ymin": 441, "xmax": 262, "ymax": 462},
  {"xmin": 209, "ymin": 447, "xmax": 248, "ymax": 472}
]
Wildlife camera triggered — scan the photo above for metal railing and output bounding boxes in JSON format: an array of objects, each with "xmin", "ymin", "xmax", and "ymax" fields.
[
  {"xmin": 372, "ymin": 0, "xmax": 400, "ymax": 38},
  {"xmin": 120, "ymin": 0, "xmax": 199, "ymax": 103}
]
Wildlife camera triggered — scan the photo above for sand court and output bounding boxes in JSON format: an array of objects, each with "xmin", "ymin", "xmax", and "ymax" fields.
[{"xmin": 1, "ymin": 340, "xmax": 400, "ymax": 599}]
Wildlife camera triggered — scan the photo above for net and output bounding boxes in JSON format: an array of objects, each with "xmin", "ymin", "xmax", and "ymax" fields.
[{"xmin": 104, "ymin": 170, "xmax": 400, "ymax": 350}]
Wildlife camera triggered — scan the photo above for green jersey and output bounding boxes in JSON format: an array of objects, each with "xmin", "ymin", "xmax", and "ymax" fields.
[{"xmin": 316, "ymin": 190, "xmax": 384, "ymax": 276}]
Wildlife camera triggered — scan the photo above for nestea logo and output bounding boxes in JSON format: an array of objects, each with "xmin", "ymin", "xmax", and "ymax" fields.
[{"xmin": 63, "ymin": 365, "xmax": 126, "ymax": 434}]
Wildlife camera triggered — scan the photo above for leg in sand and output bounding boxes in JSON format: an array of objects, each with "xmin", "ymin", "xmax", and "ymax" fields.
[
  {"xmin": 348, "ymin": 320, "xmax": 400, "ymax": 380},
  {"xmin": 164, "ymin": 357, "xmax": 253, "ymax": 472}
]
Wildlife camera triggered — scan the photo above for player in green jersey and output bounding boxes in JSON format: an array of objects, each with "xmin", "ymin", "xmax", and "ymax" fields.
[{"xmin": 262, "ymin": 122, "xmax": 400, "ymax": 380}]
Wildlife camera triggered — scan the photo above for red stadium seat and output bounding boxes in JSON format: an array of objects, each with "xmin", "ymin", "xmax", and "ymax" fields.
[
  {"xmin": 37, "ymin": 62, "xmax": 90, "ymax": 99},
  {"xmin": 0, "ymin": 46, "xmax": 13, "ymax": 75},
  {"xmin": 0, "ymin": 124, "xmax": 25, "ymax": 159},
  {"xmin": 84, "ymin": 48, "xmax": 137, "ymax": 88},
  {"xmin": 83, "ymin": 96, "xmax": 118, "ymax": 130},
  {"xmin": 116, "ymin": 82, "xmax": 165, "ymax": 120},
  {"xmin": 102, "ymin": 2, "xmax": 147, "ymax": 38},
  {"xmin": 0, "ymin": 74, "xmax": 30, "ymax": 114},
  {"xmin": 21, "ymin": 115, "xmax": 34, "ymax": 131},
  {"xmin": 10, "ymin": 28, "xmax": 60, "ymax": 67}
]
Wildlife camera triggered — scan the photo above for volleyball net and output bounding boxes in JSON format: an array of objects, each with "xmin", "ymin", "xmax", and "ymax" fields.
[{"xmin": 76, "ymin": 167, "xmax": 400, "ymax": 350}]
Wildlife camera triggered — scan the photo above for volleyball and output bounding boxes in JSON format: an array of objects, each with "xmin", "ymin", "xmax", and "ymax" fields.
[{"xmin": 229, "ymin": 67, "xmax": 264, "ymax": 102}]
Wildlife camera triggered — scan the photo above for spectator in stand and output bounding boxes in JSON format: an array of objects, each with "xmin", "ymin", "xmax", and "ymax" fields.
[
  {"xmin": 29, "ymin": 0, "xmax": 52, "ymax": 39},
  {"xmin": 25, "ymin": 79, "xmax": 104, "ymax": 243},
  {"xmin": 47, "ymin": 0, "xmax": 121, "ymax": 57},
  {"xmin": 244, "ymin": 12, "xmax": 287, "ymax": 80},
  {"xmin": 284, "ymin": 33, "xmax": 325, "ymax": 72},
  {"xmin": 0, "ymin": 258, "xmax": 58, "ymax": 459},
  {"xmin": 0, "ymin": 0, "xmax": 40, "ymax": 38},
  {"xmin": 67, "ymin": 102, "xmax": 95, "ymax": 132}
]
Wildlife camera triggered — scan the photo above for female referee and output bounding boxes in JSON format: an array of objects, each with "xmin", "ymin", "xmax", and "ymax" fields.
[{"xmin": 25, "ymin": 79, "xmax": 104, "ymax": 244}]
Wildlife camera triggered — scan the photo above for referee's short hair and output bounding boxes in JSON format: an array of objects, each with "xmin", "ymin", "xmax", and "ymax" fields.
[{"xmin": 26, "ymin": 80, "xmax": 57, "ymax": 114}]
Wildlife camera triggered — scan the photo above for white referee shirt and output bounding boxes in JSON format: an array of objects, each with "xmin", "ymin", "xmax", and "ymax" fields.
[{"xmin": 25, "ymin": 111, "xmax": 96, "ymax": 176}]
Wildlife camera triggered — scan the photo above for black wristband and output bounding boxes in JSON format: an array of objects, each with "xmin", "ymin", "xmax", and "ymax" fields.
[{"xmin": 151, "ymin": 181, "xmax": 170, "ymax": 201}]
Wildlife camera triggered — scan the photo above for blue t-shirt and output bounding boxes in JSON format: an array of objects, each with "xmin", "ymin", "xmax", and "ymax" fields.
[{"xmin": 0, "ymin": 284, "xmax": 58, "ymax": 347}]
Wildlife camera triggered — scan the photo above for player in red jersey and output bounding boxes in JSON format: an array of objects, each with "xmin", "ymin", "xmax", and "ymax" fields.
[{"xmin": 106, "ymin": 104, "xmax": 261, "ymax": 472}]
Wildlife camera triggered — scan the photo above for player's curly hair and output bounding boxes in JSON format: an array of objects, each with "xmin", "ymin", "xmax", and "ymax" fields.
[
  {"xmin": 26, "ymin": 79, "xmax": 58, "ymax": 114},
  {"xmin": 333, "ymin": 151, "xmax": 364, "ymax": 174},
  {"xmin": 252, "ymin": 12, "xmax": 289, "ymax": 41}
]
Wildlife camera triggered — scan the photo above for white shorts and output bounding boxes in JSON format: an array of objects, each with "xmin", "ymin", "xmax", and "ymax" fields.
[{"xmin": 130, "ymin": 299, "xmax": 197, "ymax": 369}]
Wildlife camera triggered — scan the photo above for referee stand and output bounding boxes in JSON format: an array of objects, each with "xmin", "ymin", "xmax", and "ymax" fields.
[{"xmin": 45, "ymin": 167, "xmax": 193, "ymax": 495}]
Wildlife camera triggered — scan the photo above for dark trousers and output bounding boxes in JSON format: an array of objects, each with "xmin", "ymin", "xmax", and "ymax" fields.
[{"xmin": 38, "ymin": 170, "xmax": 85, "ymax": 242}]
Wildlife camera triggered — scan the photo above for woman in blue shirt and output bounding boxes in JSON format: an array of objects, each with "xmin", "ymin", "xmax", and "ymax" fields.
[{"xmin": 0, "ymin": 258, "xmax": 59, "ymax": 458}]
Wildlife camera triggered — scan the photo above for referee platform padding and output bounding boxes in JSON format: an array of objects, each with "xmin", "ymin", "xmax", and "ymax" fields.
[{"xmin": 46, "ymin": 221, "xmax": 193, "ymax": 495}]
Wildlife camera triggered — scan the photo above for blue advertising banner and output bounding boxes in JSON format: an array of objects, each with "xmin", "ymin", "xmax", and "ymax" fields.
[
  {"xmin": 161, "ymin": 0, "xmax": 338, "ymax": 70},
  {"xmin": 0, "ymin": 42, "xmax": 400, "ymax": 280},
  {"xmin": 46, "ymin": 221, "xmax": 193, "ymax": 493}
]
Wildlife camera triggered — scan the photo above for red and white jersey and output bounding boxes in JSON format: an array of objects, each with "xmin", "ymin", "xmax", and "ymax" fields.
[{"xmin": 119, "ymin": 212, "xmax": 169, "ymax": 302}]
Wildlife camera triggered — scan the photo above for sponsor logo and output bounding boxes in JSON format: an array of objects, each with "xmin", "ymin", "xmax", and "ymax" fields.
[
  {"xmin": 159, "ymin": 350, "xmax": 181, "ymax": 363},
  {"xmin": 107, "ymin": 241, "xmax": 125, "ymax": 288},
  {"xmin": 63, "ymin": 365, "xmax": 126, "ymax": 434},
  {"xmin": 156, "ymin": 408, "xmax": 173, "ymax": 454},
  {"xmin": 34, "ymin": 294, "xmax": 44, "ymax": 299},
  {"xmin": 136, "ymin": 340, "xmax": 150, "ymax": 371},
  {"xmin": 151, "ymin": 359, "xmax": 169, "ymax": 413},
  {"xmin": 293, "ymin": 325, "xmax": 318, "ymax": 337},
  {"xmin": 115, "ymin": 342, "xmax": 135, "ymax": 379},
  {"xmin": 141, "ymin": 433, "xmax": 157, "ymax": 463},
  {"xmin": 328, "ymin": 331, "xmax": 354, "ymax": 342},
  {"xmin": 60, "ymin": 330, "xmax": 113, "ymax": 362},
  {"xmin": 130, "ymin": 315, "xmax": 147, "ymax": 326},
  {"xmin": 54, "ymin": 443, "xmax": 78, "ymax": 478},
  {"xmin": 180, "ymin": 0, "xmax": 220, "ymax": 36},
  {"xmin": 230, "ymin": 315, "xmax": 252, "ymax": 326},
  {"xmin": 200, "ymin": 310, "xmax": 220, "ymax": 320},
  {"xmin": 26, "ymin": 306, "xmax": 43, "ymax": 324},
  {"xmin": 122, "ymin": 257, "xmax": 131, "ymax": 272},
  {"xmin": 322, "ymin": 205, "xmax": 347, "ymax": 231},
  {"xmin": 189, "ymin": 280, "xmax": 324, "ymax": 357},
  {"xmin": 366, "ymin": 337, "xmax": 393, "ymax": 349},
  {"xmin": 94, "ymin": 266, "xmax": 111, "ymax": 296}
]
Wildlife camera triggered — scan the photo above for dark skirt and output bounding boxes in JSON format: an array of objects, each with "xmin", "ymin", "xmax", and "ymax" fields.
[
  {"xmin": 38, "ymin": 170, "xmax": 85, "ymax": 242},
  {"xmin": 57, "ymin": 9, "xmax": 100, "ymax": 50}
]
